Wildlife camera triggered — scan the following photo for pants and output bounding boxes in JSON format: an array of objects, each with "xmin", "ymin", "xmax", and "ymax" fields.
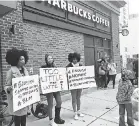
[
  {"xmin": 99, "ymin": 75, "xmax": 107, "ymax": 88},
  {"xmin": 14, "ymin": 115, "xmax": 26, "ymax": 126},
  {"xmin": 46, "ymin": 92, "xmax": 62, "ymax": 120},
  {"xmin": 107, "ymin": 74, "xmax": 116, "ymax": 88},
  {"xmin": 71, "ymin": 89, "xmax": 82, "ymax": 112},
  {"xmin": 119, "ymin": 103, "xmax": 134, "ymax": 126}
]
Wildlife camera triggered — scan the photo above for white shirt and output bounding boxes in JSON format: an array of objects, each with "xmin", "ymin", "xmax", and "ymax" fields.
[
  {"xmin": 108, "ymin": 63, "xmax": 117, "ymax": 75},
  {"xmin": 72, "ymin": 63, "xmax": 79, "ymax": 67}
]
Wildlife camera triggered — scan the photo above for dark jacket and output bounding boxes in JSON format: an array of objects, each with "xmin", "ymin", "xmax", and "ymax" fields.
[
  {"xmin": 41, "ymin": 63, "xmax": 55, "ymax": 68},
  {"xmin": 66, "ymin": 63, "xmax": 82, "ymax": 67}
]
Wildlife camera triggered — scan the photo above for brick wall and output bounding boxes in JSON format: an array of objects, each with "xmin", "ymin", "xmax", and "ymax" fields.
[
  {"xmin": 0, "ymin": 1, "xmax": 84, "ymax": 90},
  {"xmin": 23, "ymin": 22, "xmax": 85, "ymax": 75},
  {"xmin": 111, "ymin": 12, "xmax": 121, "ymax": 73},
  {"xmin": 0, "ymin": 1, "xmax": 24, "ymax": 89}
]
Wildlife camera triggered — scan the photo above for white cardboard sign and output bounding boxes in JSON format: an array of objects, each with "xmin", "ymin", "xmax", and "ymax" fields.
[
  {"xmin": 12, "ymin": 75, "xmax": 40, "ymax": 112},
  {"xmin": 40, "ymin": 68, "xmax": 68, "ymax": 94},
  {"xmin": 67, "ymin": 66, "xmax": 96, "ymax": 90}
]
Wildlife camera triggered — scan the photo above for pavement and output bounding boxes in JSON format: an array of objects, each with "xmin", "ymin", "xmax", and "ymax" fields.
[{"xmin": 26, "ymin": 75, "xmax": 138, "ymax": 126}]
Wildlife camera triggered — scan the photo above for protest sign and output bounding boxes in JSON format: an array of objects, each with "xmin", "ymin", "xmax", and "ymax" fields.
[
  {"xmin": 67, "ymin": 66, "xmax": 96, "ymax": 90},
  {"xmin": 40, "ymin": 68, "xmax": 68, "ymax": 94},
  {"xmin": 12, "ymin": 75, "xmax": 40, "ymax": 112}
]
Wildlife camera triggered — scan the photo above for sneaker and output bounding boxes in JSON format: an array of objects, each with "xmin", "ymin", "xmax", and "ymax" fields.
[
  {"xmin": 74, "ymin": 112, "xmax": 79, "ymax": 120},
  {"xmin": 49, "ymin": 119, "xmax": 58, "ymax": 126},
  {"xmin": 77, "ymin": 110, "xmax": 84, "ymax": 117}
]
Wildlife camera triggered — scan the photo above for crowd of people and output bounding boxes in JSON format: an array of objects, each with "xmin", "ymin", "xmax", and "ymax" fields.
[
  {"xmin": 4, "ymin": 47, "xmax": 138, "ymax": 126},
  {"xmin": 96, "ymin": 57, "xmax": 117, "ymax": 89}
]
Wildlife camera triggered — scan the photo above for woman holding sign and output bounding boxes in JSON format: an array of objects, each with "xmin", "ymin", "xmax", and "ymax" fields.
[
  {"xmin": 67, "ymin": 52, "xmax": 84, "ymax": 120},
  {"xmin": 41, "ymin": 54, "xmax": 65, "ymax": 126},
  {"xmin": 5, "ymin": 48, "xmax": 29, "ymax": 126}
]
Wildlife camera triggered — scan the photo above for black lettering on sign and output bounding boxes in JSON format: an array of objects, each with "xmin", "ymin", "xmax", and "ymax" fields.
[
  {"xmin": 18, "ymin": 94, "xmax": 22, "ymax": 99},
  {"xmin": 68, "ymin": 70, "xmax": 71, "ymax": 74},
  {"xmin": 43, "ymin": 84, "xmax": 58, "ymax": 90},
  {"xmin": 14, "ymin": 83, "xmax": 17, "ymax": 89},
  {"xmin": 18, "ymin": 101, "xmax": 22, "ymax": 106},
  {"xmin": 72, "ymin": 68, "xmax": 86, "ymax": 73},
  {"xmin": 43, "ymin": 69, "xmax": 59, "ymax": 74},
  {"xmin": 18, "ymin": 79, "xmax": 34, "ymax": 89},
  {"xmin": 68, "ymin": 75, "xmax": 72, "ymax": 79},
  {"xmin": 22, "ymin": 96, "xmax": 32, "ymax": 104}
]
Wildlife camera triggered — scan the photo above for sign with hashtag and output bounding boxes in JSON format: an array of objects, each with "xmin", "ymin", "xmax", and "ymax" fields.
[{"xmin": 67, "ymin": 66, "xmax": 96, "ymax": 90}]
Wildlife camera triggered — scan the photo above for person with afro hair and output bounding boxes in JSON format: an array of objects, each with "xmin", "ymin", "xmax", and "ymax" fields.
[
  {"xmin": 5, "ymin": 48, "xmax": 29, "ymax": 126},
  {"xmin": 66, "ymin": 52, "xmax": 84, "ymax": 120}
]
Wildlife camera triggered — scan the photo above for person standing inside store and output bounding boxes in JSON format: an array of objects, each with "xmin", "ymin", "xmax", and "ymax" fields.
[
  {"xmin": 98, "ymin": 59, "xmax": 107, "ymax": 89},
  {"xmin": 107, "ymin": 59, "xmax": 117, "ymax": 89},
  {"xmin": 66, "ymin": 52, "xmax": 84, "ymax": 120},
  {"xmin": 5, "ymin": 48, "xmax": 29, "ymax": 126},
  {"xmin": 41, "ymin": 54, "xmax": 65, "ymax": 126},
  {"xmin": 116, "ymin": 68, "xmax": 135, "ymax": 126}
]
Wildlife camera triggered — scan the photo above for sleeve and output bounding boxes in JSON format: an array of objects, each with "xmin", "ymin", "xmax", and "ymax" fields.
[
  {"xmin": 107, "ymin": 64, "xmax": 110, "ymax": 70},
  {"xmin": 4, "ymin": 69, "xmax": 12, "ymax": 93},
  {"xmin": 127, "ymin": 81, "xmax": 133, "ymax": 98}
]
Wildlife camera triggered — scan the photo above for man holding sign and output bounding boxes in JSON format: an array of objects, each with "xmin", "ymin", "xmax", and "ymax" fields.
[{"xmin": 40, "ymin": 54, "xmax": 65, "ymax": 126}]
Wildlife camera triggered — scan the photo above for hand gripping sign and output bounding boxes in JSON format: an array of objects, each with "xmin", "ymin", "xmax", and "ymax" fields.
[
  {"xmin": 12, "ymin": 75, "xmax": 40, "ymax": 112},
  {"xmin": 67, "ymin": 66, "xmax": 96, "ymax": 90},
  {"xmin": 40, "ymin": 68, "xmax": 68, "ymax": 94}
]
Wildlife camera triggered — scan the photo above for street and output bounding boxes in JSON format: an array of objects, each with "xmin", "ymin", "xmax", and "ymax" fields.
[{"xmin": 26, "ymin": 83, "xmax": 138, "ymax": 126}]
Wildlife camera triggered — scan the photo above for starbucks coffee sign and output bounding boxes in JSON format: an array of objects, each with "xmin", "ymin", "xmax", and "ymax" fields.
[{"xmin": 37, "ymin": 0, "xmax": 110, "ymax": 27}]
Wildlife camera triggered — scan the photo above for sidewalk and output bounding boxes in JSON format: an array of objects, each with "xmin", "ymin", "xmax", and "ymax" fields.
[{"xmin": 26, "ymin": 82, "xmax": 138, "ymax": 126}]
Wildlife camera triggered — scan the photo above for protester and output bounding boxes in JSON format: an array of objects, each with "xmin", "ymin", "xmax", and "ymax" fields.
[
  {"xmin": 116, "ymin": 68, "xmax": 135, "ymax": 126},
  {"xmin": 98, "ymin": 59, "xmax": 107, "ymax": 89},
  {"xmin": 66, "ymin": 52, "xmax": 84, "ymax": 120},
  {"xmin": 5, "ymin": 48, "xmax": 29, "ymax": 126},
  {"xmin": 41, "ymin": 54, "xmax": 65, "ymax": 126},
  {"xmin": 107, "ymin": 59, "xmax": 117, "ymax": 89}
]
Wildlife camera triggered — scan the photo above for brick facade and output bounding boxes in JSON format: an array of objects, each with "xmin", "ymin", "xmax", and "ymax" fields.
[
  {"xmin": 0, "ymin": 1, "xmax": 84, "ymax": 90},
  {"xmin": 111, "ymin": 12, "xmax": 121, "ymax": 73},
  {"xmin": 23, "ymin": 22, "xmax": 84, "ymax": 75},
  {"xmin": 0, "ymin": 1, "xmax": 24, "ymax": 90},
  {"xmin": 0, "ymin": 0, "xmax": 121, "ymax": 91}
]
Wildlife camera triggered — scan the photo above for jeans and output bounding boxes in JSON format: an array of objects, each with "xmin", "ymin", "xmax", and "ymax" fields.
[
  {"xmin": 99, "ymin": 75, "xmax": 107, "ymax": 88},
  {"xmin": 46, "ymin": 92, "xmax": 62, "ymax": 120},
  {"xmin": 14, "ymin": 115, "xmax": 26, "ymax": 126},
  {"xmin": 107, "ymin": 74, "xmax": 116, "ymax": 88},
  {"xmin": 71, "ymin": 89, "xmax": 82, "ymax": 112},
  {"xmin": 119, "ymin": 103, "xmax": 134, "ymax": 126}
]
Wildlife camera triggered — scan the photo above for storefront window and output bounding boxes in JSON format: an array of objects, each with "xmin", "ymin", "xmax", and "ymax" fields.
[{"xmin": 94, "ymin": 37, "xmax": 103, "ymax": 47}]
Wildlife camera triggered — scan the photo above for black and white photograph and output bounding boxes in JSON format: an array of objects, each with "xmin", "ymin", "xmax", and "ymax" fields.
[{"xmin": 0, "ymin": 0, "xmax": 138, "ymax": 126}]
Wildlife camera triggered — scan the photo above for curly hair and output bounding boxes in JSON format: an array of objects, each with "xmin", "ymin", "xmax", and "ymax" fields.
[
  {"xmin": 68, "ymin": 52, "xmax": 81, "ymax": 62},
  {"xmin": 6, "ymin": 48, "xmax": 29, "ymax": 66}
]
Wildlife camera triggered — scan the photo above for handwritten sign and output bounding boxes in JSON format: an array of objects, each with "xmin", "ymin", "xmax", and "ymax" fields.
[
  {"xmin": 67, "ymin": 66, "xmax": 96, "ymax": 90},
  {"xmin": 12, "ymin": 75, "xmax": 40, "ymax": 112},
  {"xmin": 40, "ymin": 68, "xmax": 68, "ymax": 94}
]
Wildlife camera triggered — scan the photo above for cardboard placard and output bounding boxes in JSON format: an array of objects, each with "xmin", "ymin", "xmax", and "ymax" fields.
[
  {"xmin": 67, "ymin": 66, "xmax": 96, "ymax": 90},
  {"xmin": 12, "ymin": 75, "xmax": 40, "ymax": 112},
  {"xmin": 40, "ymin": 68, "xmax": 68, "ymax": 94}
]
